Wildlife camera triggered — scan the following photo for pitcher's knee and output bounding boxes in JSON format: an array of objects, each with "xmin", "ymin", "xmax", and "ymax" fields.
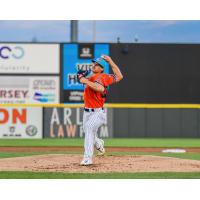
[{"xmin": 85, "ymin": 122, "xmax": 96, "ymax": 132}]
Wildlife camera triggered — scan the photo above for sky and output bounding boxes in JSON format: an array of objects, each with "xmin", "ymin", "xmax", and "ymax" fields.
[{"xmin": 0, "ymin": 20, "xmax": 200, "ymax": 43}]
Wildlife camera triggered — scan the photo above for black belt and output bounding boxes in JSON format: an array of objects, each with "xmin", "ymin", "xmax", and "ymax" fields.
[{"xmin": 84, "ymin": 108, "xmax": 104, "ymax": 112}]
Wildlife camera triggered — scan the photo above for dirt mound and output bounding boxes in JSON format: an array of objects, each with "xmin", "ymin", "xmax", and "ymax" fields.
[{"xmin": 0, "ymin": 154, "xmax": 200, "ymax": 173}]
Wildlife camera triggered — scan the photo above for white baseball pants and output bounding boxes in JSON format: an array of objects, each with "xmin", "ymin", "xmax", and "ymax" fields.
[{"xmin": 83, "ymin": 108, "xmax": 106, "ymax": 158}]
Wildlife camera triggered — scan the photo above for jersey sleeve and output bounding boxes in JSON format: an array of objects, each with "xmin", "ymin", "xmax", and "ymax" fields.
[
  {"xmin": 94, "ymin": 74, "xmax": 116, "ymax": 87},
  {"xmin": 94, "ymin": 76, "xmax": 104, "ymax": 86},
  {"xmin": 103, "ymin": 74, "xmax": 117, "ymax": 86}
]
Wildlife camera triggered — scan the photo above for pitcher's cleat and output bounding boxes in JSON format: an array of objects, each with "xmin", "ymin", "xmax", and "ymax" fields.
[
  {"xmin": 80, "ymin": 158, "xmax": 93, "ymax": 166},
  {"xmin": 97, "ymin": 147, "xmax": 105, "ymax": 156},
  {"xmin": 96, "ymin": 139, "xmax": 105, "ymax": 156}
]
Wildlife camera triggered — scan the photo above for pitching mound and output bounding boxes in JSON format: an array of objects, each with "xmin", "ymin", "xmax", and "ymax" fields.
[{"xmin": 0, "ymin": 154, "xmax": 200, "ymax": 173}]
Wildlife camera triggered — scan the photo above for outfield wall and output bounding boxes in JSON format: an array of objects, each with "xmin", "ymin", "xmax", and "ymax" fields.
[
  {"xmin": 44, "ymin": 107, "xmax": 200, "ymax": 138},
  {"xmin": 113, "ymin": 108, "xmax": 200, "ymax": 138},
  {"xmin": 2, "ymin": 42, "xmax": 200, "ymax": 104},
  {"xmin": 1, "ymin": 42, "xmax": 200, "ymax": 138},
  {"xmin": 108, "ymin": 43, "xmax": 200, "ymax": 103},
  {"xmin": 43, "ymin": 107, "xmax": 113, "ymax": 138},
  {"xmin": 0, "ymin": 107, "xmax": 43, "ymax": 138},
  {"xmin": 1, "ymin": 106, "xmax": 200, "ymax": 138}
]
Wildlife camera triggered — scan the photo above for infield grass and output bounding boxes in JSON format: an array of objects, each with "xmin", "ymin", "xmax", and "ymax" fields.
[
  {"xmin": 0, "ymin": 138, "xmax": 200, "ymax": 147},
  {"xmin": 0, "ymin": 171, "xmax": 200, "ymax": 179}
]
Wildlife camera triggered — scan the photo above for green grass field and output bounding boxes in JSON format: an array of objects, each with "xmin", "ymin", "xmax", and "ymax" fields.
[
  {"xmin": 0, "ymin": 138, "xmax": 200, "ymax": 179},
  {"xmin": 1, "ymin": 171, "xmax": 200, "ymax": 179},
  {"xmin": 0, "ymin": 138, "xmax": 200, "ymax": 147}
]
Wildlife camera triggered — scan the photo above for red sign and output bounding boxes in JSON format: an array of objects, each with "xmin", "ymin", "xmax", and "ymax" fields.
[{"xmin": 0, "ymin": 108, "xmax": 27, "ymax": 124}]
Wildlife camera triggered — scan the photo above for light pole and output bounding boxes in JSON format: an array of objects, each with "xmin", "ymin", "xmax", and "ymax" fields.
[
  {"xmin": 70, "ymin": 20, "xmax": 78, "ymax": 42},
  {"xmin": 92, "ymin": 20, "xmax": 96, "ymax": 42}
]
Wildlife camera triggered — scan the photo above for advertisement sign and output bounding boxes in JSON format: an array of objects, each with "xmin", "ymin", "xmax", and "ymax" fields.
[
  {"xmin": 62, "ymin": 43, "xmax": 109, "ymax": 102},
  {"xmin": 0, "ymin": 107, "xmax": 42, "ymax": 138},
  {"xmin": 44, "ymin": 108, "xmax": 113, "ymax": 138},
  {"xmin": 78, "ymin": 44, "xmax": 94, "ymax": 59},
  {"xmin": 0, "ymin": 76, "xmax": 60, "ymax": 104},
  {"xmin": 0, "ymin": 43, "xmax": 59, "ymax": 74}
]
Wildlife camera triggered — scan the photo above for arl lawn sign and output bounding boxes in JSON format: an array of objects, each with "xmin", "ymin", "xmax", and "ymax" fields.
[
  {"xmin": 44, "ymin": 108, "xmax": 112, "ymax": 138},
  {"xmin": 0, "ymin": 107, "xmax": 42, "ymax": 138}
]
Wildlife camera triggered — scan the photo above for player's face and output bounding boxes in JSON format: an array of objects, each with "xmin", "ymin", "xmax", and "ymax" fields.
[{"xmin": 92, "ymin": 63, "xmax": 104, "ymax": 73}]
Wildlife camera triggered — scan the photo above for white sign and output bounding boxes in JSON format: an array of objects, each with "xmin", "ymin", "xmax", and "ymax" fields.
[
  {"xmin": 0, "ymin": 43, "xmax": 59, "ymax": 74},
  {"xmin": 0, "ymin": 76, "xmax": 60, "ymax": 104},
  {"xmin": 0, "ymin": 107, "xmax": 42, "ymax": 138}
]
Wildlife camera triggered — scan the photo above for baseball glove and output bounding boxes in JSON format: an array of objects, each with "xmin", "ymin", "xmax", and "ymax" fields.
[{"xmin": 77, "ymin": 70, "xmax": 90, "ymax": 83}]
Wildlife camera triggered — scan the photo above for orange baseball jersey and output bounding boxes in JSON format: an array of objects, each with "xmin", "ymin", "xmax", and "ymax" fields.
[{"xmin": 84, "ymin": 73, "xmax": 116, "ymax": 108}]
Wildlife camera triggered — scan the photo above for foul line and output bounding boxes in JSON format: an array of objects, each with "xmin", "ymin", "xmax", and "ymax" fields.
[{"xmin": 1, "ymin": 103, "xmax": 200, "ymax": 108}]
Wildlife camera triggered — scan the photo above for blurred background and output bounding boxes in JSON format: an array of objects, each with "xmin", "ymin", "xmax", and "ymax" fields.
[{"xmin": 1, "ymin": 20, "xmax": 200, "ymax": 139}]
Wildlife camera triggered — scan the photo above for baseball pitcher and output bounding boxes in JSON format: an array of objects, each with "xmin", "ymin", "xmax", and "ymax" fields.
[{"xmin": 77, "ymin": 55, "xmax": 123, "ymax": 165}]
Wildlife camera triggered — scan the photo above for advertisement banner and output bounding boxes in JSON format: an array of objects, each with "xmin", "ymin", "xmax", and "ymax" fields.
[
  {"xmin": 0, "ymin": 76, "xmax": 60, "ymax": 104},
  {"xmin": 0, "ymin": 107, "xmax": 42, "ymax": 138},
  {"xmin": 0, "ymin": 43, "xmax": 59, "ymax": 74},
  {"xmin": 44, "ymin": 108, "xmax": 113, "ymax": 138},
  {"xmin": 62, "ymin": 43, "xmax": 109, "ymax": 102}
]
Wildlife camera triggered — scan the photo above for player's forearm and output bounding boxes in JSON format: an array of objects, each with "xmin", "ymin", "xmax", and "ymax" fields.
[
  {"xmin": 109, "ymin": 60, "xmax": 123, "ymax": 82},
  {"xmin": 85, "ymin": 80, "xmax": 104, "ymax": 92}
]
